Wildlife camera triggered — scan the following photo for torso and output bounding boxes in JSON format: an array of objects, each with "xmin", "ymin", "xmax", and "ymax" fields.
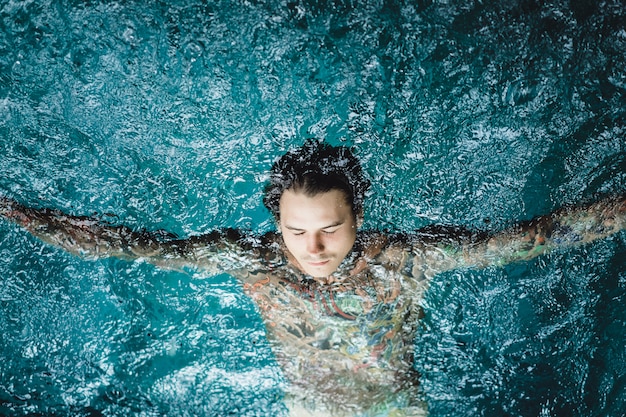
[{"xmin": 233, "ymin": 233, "xmax": 429, "ymax": 415}]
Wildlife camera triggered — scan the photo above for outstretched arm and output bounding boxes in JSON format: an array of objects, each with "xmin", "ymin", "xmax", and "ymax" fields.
[
  {"xmin": 403, "ymin": 194, "xmax": 626, "ymax": 279},
  {"xmin": 466, "ymin": 194, "xmax": 626, "ymax": 268},
  {"xmin": 0, "ymin": 197, "xmax": 278, "ymax": 277}
]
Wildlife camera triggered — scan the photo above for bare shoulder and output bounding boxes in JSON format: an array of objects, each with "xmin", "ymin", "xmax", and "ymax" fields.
[
  {"xmin": 369, "ymin": 225, "xmax": 490, "ymax": 281},
  {"xmin": 356, "ymin": 230, "xmax": 414, "ymax": 275},
  {"xmin": 209, "ymin": 230, "xmax": 285, "ymax": 282}
]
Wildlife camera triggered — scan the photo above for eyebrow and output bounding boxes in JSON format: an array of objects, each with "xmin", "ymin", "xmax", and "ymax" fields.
[{"xmin": 284, "ymin": 220, "xmax": 345, "ymax": 232}]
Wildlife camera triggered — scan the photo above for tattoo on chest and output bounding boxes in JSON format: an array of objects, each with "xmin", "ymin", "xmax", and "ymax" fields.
[{"xmin": 243, "ymin": 268, "xmax": 406, "ymax": 329}]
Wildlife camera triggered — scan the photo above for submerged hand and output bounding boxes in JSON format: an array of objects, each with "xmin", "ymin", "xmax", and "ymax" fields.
[{"xmin": 0, "ymin": 196, "xmax": 28, "ymax": 224}]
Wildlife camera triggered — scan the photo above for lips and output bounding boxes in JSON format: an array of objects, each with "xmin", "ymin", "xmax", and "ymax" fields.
[{"xmin": 307, "ymin": 259, "xmax": 330, "ymax": 267}]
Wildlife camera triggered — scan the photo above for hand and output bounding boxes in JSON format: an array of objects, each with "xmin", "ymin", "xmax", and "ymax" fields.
[
  {"xmin": 0, "ymin": 195, "xmax": 15, "ymax": 216},
  {"xmin": 0, "ymin": 196, "xmax": 29, "ymax": 224}
]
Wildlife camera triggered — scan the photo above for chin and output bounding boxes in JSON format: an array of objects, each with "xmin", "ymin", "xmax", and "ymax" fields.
[{"xmin": 304, "ymin": 264, "xmax": 337, "ymax": 278}]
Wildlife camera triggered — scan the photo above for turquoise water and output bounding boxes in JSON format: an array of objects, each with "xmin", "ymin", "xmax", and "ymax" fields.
[{"xmin": 1, "ymin": 0, "xmax": 625, "ymax": 416}]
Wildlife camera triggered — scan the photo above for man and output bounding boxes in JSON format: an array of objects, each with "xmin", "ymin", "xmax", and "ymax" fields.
[{"xmin": 1, "ymin": 140, "xmax": 625, "ymax": 416}]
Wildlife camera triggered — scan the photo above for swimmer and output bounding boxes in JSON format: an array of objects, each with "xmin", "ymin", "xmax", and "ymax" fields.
[{"xmin": 1, "ymin": 140, "xmax": 626, "ymax": 416}]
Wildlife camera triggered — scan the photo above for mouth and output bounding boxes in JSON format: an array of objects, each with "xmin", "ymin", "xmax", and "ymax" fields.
[{"xmin": 307, "ymin": 259, "xmax": 330, "ymax": 267}]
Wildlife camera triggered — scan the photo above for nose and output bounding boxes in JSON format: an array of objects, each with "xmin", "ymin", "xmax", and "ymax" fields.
[{"xmin": 306, "ymin": 233, "xmax": 324, "ymax": 255}]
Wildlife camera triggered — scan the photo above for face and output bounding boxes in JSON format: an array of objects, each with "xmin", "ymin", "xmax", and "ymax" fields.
[{"xmin": 279, "ymin": 188, "xmax": 359, "ymax": 278}]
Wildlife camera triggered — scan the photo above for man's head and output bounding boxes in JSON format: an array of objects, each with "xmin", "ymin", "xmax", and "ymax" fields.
[{"xmin": 263, "ymin": 140, "xmax": 371, "ymax": 277}]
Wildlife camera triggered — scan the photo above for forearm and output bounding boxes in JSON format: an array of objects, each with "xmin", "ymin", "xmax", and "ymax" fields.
[
  {"xmin": 467, "ymin": 194, "xmax": 626, "ymax": 267},
  {"xmin": 1, "ymin": 198, "xmax": 160, "ymax": 260}
]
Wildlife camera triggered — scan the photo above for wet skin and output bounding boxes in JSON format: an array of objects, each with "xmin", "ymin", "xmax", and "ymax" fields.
[
  {"xmin": 238, "ymin": 189, "xmax": 425, "ymax": 414},
  {"xmin": 278, "ymin": 189, "xmax": 360, "ymax": 279},
  {"xmin": 235, "ymin": 236, "xmax": 425, "ymax": 416}
]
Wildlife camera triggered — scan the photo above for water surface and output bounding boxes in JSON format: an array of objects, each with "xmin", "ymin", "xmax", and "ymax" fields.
[{"xmin": 1, "ymin": 0, "xmax": 625, "ymax": 416}]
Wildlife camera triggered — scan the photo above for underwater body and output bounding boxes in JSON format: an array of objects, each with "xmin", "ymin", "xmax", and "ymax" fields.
[{"xmin": 1, "ymin": 0, "xmax": 626, "ymax": 416}]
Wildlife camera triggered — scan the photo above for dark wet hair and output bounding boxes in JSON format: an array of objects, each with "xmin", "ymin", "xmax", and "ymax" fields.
[{"xmin": 263, "ymin": 139, "xmax": 371, "ymax": 220}]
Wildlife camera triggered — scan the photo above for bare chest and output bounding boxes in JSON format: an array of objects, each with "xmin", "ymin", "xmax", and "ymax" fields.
[{"xmin": 241, "ymin": 268, "xmax": 419, "ymax": 373}]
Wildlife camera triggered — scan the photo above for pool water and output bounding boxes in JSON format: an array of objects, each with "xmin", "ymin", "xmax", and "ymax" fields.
[{"xmin": 1, "ymin": 0, "xmax": 625, "ymax": 416}]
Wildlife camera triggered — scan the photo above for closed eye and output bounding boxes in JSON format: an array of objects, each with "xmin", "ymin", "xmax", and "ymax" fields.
[
  {"xmin": 284, "ymin": 222, "xmax": 344, "ymax": 236},
  {"xmin": 291, "ymin": 229, "xmax": 335, "ymax": 236},
  {"xmin": 322, "ymin": 226, "xmax": 341, "ymax": 234}
]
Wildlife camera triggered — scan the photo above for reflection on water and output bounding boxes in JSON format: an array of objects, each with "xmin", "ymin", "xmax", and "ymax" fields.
[{"xmin": 1, "ymin": 0, "xmax": 625, "ymax": 416}]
